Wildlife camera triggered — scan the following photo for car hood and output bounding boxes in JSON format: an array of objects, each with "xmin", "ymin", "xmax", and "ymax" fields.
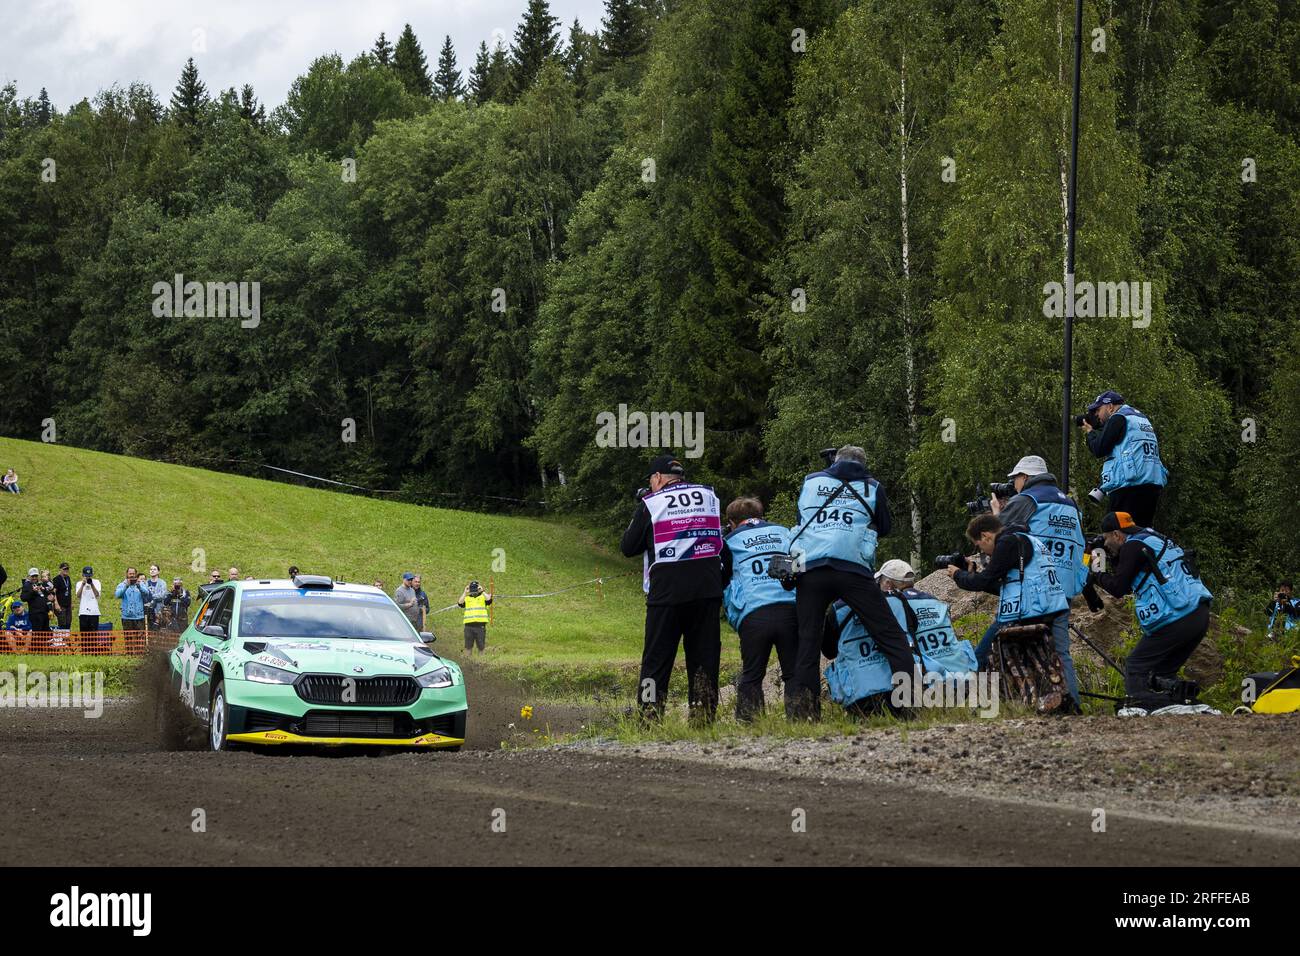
[{"xmin": 245, "ymin": 638, "xmax": 440, "ymax": 676}]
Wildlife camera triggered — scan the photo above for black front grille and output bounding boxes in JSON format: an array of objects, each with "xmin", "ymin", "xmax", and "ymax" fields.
[
  {"xmin": 299, "ymin": 711, "xmax": 419, "ymax": 737},
  {"xmin": 295, "ymin": 673, "xmax": 420, "ymax": 707}
]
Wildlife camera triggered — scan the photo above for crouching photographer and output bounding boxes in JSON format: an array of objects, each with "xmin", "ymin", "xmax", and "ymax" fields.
[
  {"xmin": 989, "ymin": 455, "xmax": 1086, "ymax": 708},
  {"xmin": 777, "ymin": 445, "xmax": 916, "ymax": 720},
  {"xmin": 1089, "ymin": 511, "xmax": 1214, "ymax": 715},
  {"xmin": 945, "ymin": 512, "xmax": 1075, "ymax": 712}
]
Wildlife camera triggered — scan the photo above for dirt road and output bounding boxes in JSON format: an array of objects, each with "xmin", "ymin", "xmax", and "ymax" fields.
[{"xmin": 2, "ymin": 694, "xmax": 1296, "ymax": 866}]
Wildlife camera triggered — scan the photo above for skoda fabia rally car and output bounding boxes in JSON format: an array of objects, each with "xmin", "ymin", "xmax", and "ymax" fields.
[{"xmin": 162, "ymin": 575, "xmax": 467, "ymax": 752}]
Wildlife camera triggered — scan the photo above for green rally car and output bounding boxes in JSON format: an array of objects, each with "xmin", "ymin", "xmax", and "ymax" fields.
[{"xmin": 163, "ymin": 574, "xmax": 467, "ymax": 752}]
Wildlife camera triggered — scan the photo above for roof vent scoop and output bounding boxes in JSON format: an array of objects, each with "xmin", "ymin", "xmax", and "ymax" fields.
[{"xmin": 292, "ymin": 574, "xmax": 334, "ymax": 589}]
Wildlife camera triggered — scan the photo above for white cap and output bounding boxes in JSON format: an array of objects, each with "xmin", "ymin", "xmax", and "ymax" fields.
[
  {"xmin": 874, "ymin": 559, "xmax": 916, "ymax": 584},
  {"xmin": 28, "ymin": 567, "xmax": 39, "ymax": 576},
  {"xmin": 1007, "ymin": 455, "xmax": 1048, "ymax": 478}
]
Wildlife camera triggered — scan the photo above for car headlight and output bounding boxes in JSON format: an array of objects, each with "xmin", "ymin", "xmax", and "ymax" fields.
[
  {"xmin": 417, "ymin": 666, "xmax": 453, "ymax": 689},
  {"xmin": 244, "ymin": 662, "xmax": 297, "ymax": 684}
]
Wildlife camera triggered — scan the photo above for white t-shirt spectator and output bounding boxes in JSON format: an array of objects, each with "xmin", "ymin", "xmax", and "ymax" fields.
[{"xmin": 78, "ymin": 579, "xmax": 102, "ymax": 616}]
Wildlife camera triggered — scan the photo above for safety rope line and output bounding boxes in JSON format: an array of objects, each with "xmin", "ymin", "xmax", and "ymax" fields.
[
  {"xmin": 149, "ymin": 455, "xmax": 586, "ymax": 507},
  {"xmin": 426, "ymin": 570, "xmax": 639, "ymax": 614}
]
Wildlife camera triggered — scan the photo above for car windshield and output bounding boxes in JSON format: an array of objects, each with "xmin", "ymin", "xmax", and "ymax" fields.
[{"xmin": 238, "ymin": 590, "xmax": 418, "ymax": 642}]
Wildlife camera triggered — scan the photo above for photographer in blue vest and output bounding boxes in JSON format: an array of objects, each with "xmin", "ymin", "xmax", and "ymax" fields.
[
  {"xmin": 1079, "ymin": 390, "xmax": 1168, "ymax": 527},
  {"xmin": 1266, "ymin": 581, "xmax": 1299, "ymax": 636},
  {"xmin": 621, "ymin": 454, "xmax": 725, "ymax": 722},
  {"xmin": 946, "ymin": 513, "xmax": 1071, "ymax": 696},
  {"xmin": 1090, "ymin": 511, "xmax": 1213, "ymax": 715},
  {"xmin": 823, "ymin": 560, "xmax": 976, "ymax": 716},
  {"xmin": 721, "ymin": 497, "xmax": 799, "ymax": 720},
  {"xmin": 786, "ymin": 445, "xmax": 916, "ymax": 720},
  {"xmin": 988, "ymin": 454, "xmax": 1085, "ymax": 709}
]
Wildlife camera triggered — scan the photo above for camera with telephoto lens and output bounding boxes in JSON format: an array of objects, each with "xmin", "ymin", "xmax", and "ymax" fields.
[
  {"xmin": 934, "ymin": 552, "xmax": 966, "ymax": 570},
  {"xmin": 1075, "ymin": 411, "xmax": 1100, "ymax": 429},
  {"xmin": 1148, "ymin": 674, "xmax": 1201, "ymax": 705},
  {"xmin": 635, "ymin": 487, "xmax": 650, "ymax": 500},
  {"xmin": 818, "ymin": 447, "xmax": 838, "ymax": 468},
  {"xmin": 965, "ymin": 481, "xmax": 1016, "ymax": 515}
]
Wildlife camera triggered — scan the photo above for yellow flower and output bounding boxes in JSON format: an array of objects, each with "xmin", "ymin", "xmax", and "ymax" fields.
[{"xmin": 521, "ymin": 705, "xmax": 534, "ymax": 720}]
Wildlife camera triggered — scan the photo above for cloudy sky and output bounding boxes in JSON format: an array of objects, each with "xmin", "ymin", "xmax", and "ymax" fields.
[{"xmin": 2, "ymin": 0, "xmax": 609, "ymax": 110}]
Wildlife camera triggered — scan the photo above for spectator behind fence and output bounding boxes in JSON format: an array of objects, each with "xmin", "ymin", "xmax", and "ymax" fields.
[
  {"xmin": 164, "ymin": 578, "xmax": 192, "ymax": 631},
  {"xmin": 144, "ymin": 564, "xmax": 167, "ymax": 627},
  {"xmin": 77, "ymin": 566, "xmax": 103, "ymax": 649},
  {"xmin": 5, "ymin": 599, "xmax": 30, "ymax": 633},
  {"xmin": 52, "ymin": 562, "xmax": 73, "ymax": 629},
  {"xmin": 2, "ymin": 469, "xmax": 19, "ymax": 494},
  {"xmin": 116, "ymin": 567, "xmax": 150, "ymax": 634},
  {"xmin": 21, "ymin": 568, "xmax": 52, "ymax": 639}
]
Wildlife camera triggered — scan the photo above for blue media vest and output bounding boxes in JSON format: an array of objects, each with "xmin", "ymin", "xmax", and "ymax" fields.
[
  {"xmin": 723, "ymin": 520, "xmax": 797, "ymax": 629},
  {"xmin": 1021, "ymin": 483, "xmax": 1088, "ymax": 597},
  {"xmin": 1100, "ymin": 405, "xmax": 1168, "ymax": 492},
  {"xmin": 823, "ymin": 592, "xmax": 976, "ymax": 706},
  {"xmin": 997, "ymin": 532, "xmax": 1070, "ymax": 623},
  {"xmin": 794, "ymin": 470, "xmax": 881, "ymax": 572},
  {"xmin": 1128, "ymin": 530, "xmax": 1212, "ymax": 634}
]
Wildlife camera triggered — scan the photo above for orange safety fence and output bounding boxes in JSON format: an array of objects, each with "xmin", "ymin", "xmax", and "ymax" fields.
[{"xmin": 0, "ymin": 628, "xmax": 172, "ymax": 656}]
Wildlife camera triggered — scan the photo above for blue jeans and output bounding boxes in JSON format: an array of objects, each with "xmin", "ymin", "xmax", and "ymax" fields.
[{"xmin": 974, "ymin": 610, "xmax": 1078, "ymax": 704}]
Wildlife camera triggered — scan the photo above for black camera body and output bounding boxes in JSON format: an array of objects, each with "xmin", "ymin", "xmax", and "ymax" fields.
[
  {"xmin": 818, "ymin": 447, "xmax": 838, "ymax": 468},
  {"xmin": 1148, "ymin": 674, "xmax": 1201, "ymax": 705},
  {"xmin": 965, "ymin": 481, "xmax": 1016, "ymax": 515},
  {"xmin": 1075, "ymin": 411, "xmax": 1100, "ymax": 429},
  {"xmin": 766, "ymin": 553, "xmax": 798, "ymax": 584}
]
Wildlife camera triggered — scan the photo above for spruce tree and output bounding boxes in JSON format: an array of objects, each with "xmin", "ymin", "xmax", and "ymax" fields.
[
  {"xmin": 169, "ymin": 57, "xmax": 209, "ymax": 129},
  {"xmin": 468, "ymin": 41, "xmax": 492, "ymax": 103},
  {"xmin": 434, "ymin": 35, "xmax": 465, "ymax": 101},
  {"xmin": 509, "ymin": 0, "xmax": 561, "ymax": 99},
  {"xmin": 393, "ymin": 23, "xmax": 434, "ymax": 96},
  {"xmin": 372, "ymin": 31, "xmax": 394, "ymax": 66}
]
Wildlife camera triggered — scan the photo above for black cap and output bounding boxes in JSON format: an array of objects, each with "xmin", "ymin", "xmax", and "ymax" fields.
[
  {"xmin": 645, "ymin": 454, "xmax": 685, "ymax": 478},
  {"xmin": 1100, "ymin": 511, "xmax": 1138, "ymax": 533},
  {"xmin": 59, "ymin": 562, "xmax": 69, "ymax": 570}
]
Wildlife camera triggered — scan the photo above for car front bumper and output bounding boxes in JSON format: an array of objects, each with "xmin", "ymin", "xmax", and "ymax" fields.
[{"xmin": 223, "ymin": 678, "xmax": 467, "ymax": 748}]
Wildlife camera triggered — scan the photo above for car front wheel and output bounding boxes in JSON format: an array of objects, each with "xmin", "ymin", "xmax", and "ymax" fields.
[{"xmin": 208, "ymin": 678, "xmax": 233, "ymax": 752}]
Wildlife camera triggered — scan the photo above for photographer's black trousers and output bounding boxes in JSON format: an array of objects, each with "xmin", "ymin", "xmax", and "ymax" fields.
[
  {"xmin": 736, "ymin": 602, "xmax": 799, "ymax": 721},
  {"xmin": 1108, "ymin": 483, "xmax": 1161, "ymax": 528},
  {"xmin": 1124, "ymin": 602, "xmax": 1210, "ymax": 709},
  {"xmin": 793, "ymin": 567, "xmax": 916, "ymax": 719},
  {"xmin": 638, "ymin": 598, "xmax": 721, "ymax": 721}
]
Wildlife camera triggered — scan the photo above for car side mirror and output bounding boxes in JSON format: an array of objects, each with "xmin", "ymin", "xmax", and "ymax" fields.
[
  {"xmin": 201, "ymin": 624, "xmax": 227, "ymax": 639},
  {"xmin": 420, "ymin": 631, "xmax": 436, "ymax": 644}
]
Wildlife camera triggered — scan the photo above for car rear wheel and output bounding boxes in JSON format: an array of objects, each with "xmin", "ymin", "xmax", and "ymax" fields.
[{"xmin": 208, "ymin": 678, "xmax": 233, "ymax": 752}]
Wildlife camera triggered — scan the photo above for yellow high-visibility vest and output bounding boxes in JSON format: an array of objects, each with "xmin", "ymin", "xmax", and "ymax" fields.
[{"xmin": 463, "ymin": 593, "xmax": 489, "ymax": 625}]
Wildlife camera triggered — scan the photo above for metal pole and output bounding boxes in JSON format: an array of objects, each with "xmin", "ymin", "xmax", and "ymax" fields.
[{"xmin": 1061, "ymin": 0, "xmax": 1084, "ymax": 486}]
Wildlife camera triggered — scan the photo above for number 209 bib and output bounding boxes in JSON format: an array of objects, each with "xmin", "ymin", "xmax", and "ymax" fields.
[{"xmin": 644, "ymin": 483, "xmax": 723, "ymax": 569}]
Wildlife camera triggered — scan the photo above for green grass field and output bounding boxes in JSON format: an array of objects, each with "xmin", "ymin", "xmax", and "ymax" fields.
[{"xmin": 0, "ymin": 436, "xmax": 665, "ymax": 680}]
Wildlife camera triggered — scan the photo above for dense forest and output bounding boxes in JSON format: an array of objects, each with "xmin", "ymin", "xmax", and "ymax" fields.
[{"xmin": 1, "ymin": 0, "xmax": 1297, "ymax": 597}]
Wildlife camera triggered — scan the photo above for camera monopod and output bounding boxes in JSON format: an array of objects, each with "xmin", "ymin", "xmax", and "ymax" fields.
[{"xmin": 1070, "ymin": 622, "xmax": 1127, "ymax": 703}]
